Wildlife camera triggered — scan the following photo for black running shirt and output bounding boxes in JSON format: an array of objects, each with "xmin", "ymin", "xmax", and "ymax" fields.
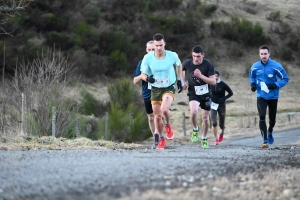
[{"xmin": 182, "ymin": 59, "xmax": 215, "ymax": 95}]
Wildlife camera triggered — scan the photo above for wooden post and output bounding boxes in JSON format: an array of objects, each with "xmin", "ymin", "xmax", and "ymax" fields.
[
  {"xmin": 21, "ymin": 93, "xmax": 27, "ymax": 136},
  {"xmin": 105, "ymin": 112, "xmax": 108, "ymax": 140},
  {"xmin": 288, "ymin": 114, "xmax": 291, "ymax": 122},
  {"xmin": 254, "ymin": 117, "xmax": 256, "ymax": 126},
  {"xmin": 76, "ymin": 117, "xmax": 80, "ymax": 138},
  {"xmin": 52, "ymin": 107, "xmax": 56, "ymax": 137},
  {"xmin": 182, "ymin": 112, "xmax": 186, "ymax": 136}
]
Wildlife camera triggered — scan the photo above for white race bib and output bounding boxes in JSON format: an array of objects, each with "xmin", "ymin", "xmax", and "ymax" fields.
[
  {"xmin": 211, "ymin": 102, "xmax": 219, "ymax": 110},
  {"xmin": 195, "ymin": 84, "xmax": 209, "ymax": 95},
  {"xmin": 260, "ymin": 82, "xmax": 269, "ymax": 93},
  {"xmin": 148, "ymin": 82, "xmax": 152, "ymax": 90},
  {"xmin": 155, "ymin": 78, "xmax": 169, "ymax": 87}
]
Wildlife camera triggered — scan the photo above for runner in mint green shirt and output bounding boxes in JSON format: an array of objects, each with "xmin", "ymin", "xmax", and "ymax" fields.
[{"xmin": 140, "ymin": 33, "xmax": 186, "ymax": 149}]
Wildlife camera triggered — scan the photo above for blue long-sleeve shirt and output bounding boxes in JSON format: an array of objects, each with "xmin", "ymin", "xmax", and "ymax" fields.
[
  {"xmin": 133, "ymin": 60, "xmax": 151, "ymax": 99},
  {"xmin": 249, "ymin": 58, "xmax": 289, "ymax": 100}
]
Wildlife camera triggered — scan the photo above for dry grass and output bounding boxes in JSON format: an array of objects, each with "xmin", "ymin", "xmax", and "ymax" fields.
[
  {"xmin": 116, "ymin": 168, "xmax": 300, "ymax": 200},
  {"xmin": 0, "ymin": 135, "xmax": 143, "ymax": 151}
]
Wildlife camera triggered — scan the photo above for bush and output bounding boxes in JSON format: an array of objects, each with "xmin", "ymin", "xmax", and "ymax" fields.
[
  {"xmin": 108, "ymin": 103, "xmax": 151, "ymax": 142},
  {"xmin": 79, "ymin": 89, "xmax": 109, "ymax": 117},
  {"xmin": 107, "ymin": 77, "xmax": 143, "ymax": 109},
  {"xmin": 210, "ymin": 16, "xmax": 270, "ymax": 46},
  {"xmin": 267, "ymin": 10, "xmax": 281, "ymax": 21},
  {"xmin": 230, "ymin": 45, "xmax": 244, "ymax": 58},
  {"xmin": 106, "ymin": 78, "xmax": 150, "ymax": 142},
  {"xmin": 281, "ymin": 47, "xmax": 293, "ymax": 61},
  {"xmin": 287, "ymin": 36, "xmax": 300, "ymax": 51},
  {"xmin": 99, "ymin": 28, "xmax": 139, "ymax": 75},
  {"xmin": 9, "ymin": 48, "xmax": 76, "ymax": 138},
  {"xmin": 198, "ymin": 4, "xmax": 218, "ymax": 15}
]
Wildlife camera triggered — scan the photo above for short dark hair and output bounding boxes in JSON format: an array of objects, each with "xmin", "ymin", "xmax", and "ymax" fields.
[
  {"xmin": 215, "ymin": 70, "xmax": 220, "ymax": 76},
  {"xmin": 259, "ymin": 45, "xmax": 270, "ymax": 52},
  {"xmin": 153, "ymin": 33, "xmax": 165, "ymax": 41},
  {"xmin": 192, "ymin": 45, "xmax": 204, "ymax": 53}
]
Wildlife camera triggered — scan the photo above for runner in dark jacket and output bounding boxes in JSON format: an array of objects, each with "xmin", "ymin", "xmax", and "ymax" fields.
[{"xmin": 210, "ymin": 70, "xmax": 233, "ymax": 145}]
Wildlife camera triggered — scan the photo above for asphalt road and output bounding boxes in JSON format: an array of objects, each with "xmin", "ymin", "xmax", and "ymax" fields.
[
  {"xmin": 0, "ymin": 128, "xmax": 299, "ymax": 200},
  {"xmin": 223, "ymin": 128, "xmax": 300, "ymax": 147}
]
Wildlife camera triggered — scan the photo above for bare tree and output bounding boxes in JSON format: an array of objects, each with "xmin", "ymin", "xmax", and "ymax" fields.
[
  {"xmin": 0, "ymin": 0, "xmax": 32, "ymax": 36},
  {"xmin": 7, "ymin": 48, "xmax": 79, "ymax": 137}
]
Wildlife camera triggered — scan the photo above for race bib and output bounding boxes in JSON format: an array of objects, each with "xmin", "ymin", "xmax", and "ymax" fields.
[
  {"xmin": 211, "ymin": 102, "xmax": 219, "ymax": 110},
  {"xmin": 155, "ymin": 78, "xmax": 169, "ymax": 87},
  {"xmin": 148, "ymin": 82, "xmax": 152, "ymax": 90},
  {"xmin": 195, "ymin": 84, "xmax": 209, "ymax": 95},
  {"xmin": 260, "ymin": 82, "xmax": 269, "ymax": 93}
]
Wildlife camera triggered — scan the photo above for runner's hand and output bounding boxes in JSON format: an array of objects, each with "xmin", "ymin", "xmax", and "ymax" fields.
[
  {"xmin": 251, "ymin": 83, "xmax": 256, "ymax": 92},
  {"xmin": 146, "ymin": 75, "xmax": 155, "ymax": 83},
  {"xmin": 177, "ymin": 79, "xmax": 183, "ymax": 93},
  {"xmin": 267, "ymin": 83, "xmax": 277, "ymax": 90}
]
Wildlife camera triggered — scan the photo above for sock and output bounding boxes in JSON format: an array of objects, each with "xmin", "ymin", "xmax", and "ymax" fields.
[
  {"xmin": 220, "ymin": 131, "xmax": 224, "ymax": 134},
  {"xmin": 215, "ymin": 138, "xmax": 218, "ymax": 141},
  {"xmin": 193, "ymin": 126, "xmax": 199, "ymax": 131},
  {"xmin": 201, "ymin": 136, "xmax": 207, "ymax": 140}
]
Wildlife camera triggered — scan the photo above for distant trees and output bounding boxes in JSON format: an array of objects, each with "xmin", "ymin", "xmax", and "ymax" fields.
[{"xmin": 0, "ymin": 0, "xmax": 32, "ymax": 35}]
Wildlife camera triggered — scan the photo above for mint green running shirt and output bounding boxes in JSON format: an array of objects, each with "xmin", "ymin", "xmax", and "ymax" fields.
[{"xmin": 140, "ymin": 50, "xmax": 181, "ymax": 88}]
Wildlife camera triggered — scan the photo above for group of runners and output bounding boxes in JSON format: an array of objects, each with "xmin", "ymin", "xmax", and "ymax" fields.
[{"xmin": 134, "ymin": 33, "xmax": 289, "ymax": 149}]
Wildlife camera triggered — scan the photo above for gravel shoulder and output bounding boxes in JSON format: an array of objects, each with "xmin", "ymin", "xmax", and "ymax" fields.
[{"xmin": 1, "ymin": 129, "xmax": 300, "ymax": 200}]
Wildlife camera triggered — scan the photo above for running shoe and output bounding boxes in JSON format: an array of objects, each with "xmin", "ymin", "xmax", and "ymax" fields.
[
  {"xmin": 191, "ymin": 130, "xmax": 199, "ymax": 143},
  {"xmin": 214, "ymin": 139, "xmax": 219, "ymax": 145},
  {"xmin": 154, "ymin": 133, "xmax": 159, "ymax": 147},
  {"xmin": 201, "ymin": 139, "xmax": 209, "ymax": 148},
  {"xmin": 218, "ymin": 133, "xmax": 224, "ymax": 143},
  {"xmin": 268, "ymin": 131, "xmax": 274, "ymax": 145},
  {"xmin": 156, "ymin": 137, "xmax": 167, "ymax": 149},
  {"xmin": 262, "ymin": 140, "xmax": 269, "ymax": 149},
  {"xmin": 165, "ymin": 124, "xmax": 174, "ymax": 140}
]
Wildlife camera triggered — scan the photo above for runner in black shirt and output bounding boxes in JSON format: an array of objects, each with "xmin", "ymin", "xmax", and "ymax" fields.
[
  {"xmin": 210, "ymin": 70, "xmax": 233, "ymax": 145},
  {"xmin": 182, "ymin": 45, "xmax": 216, "ymax": 148}
]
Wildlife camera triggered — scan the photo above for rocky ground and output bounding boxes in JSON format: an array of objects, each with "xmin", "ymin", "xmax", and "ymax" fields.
[{"xmin": 1, "ymin": 129, "xmax": 300, "ymax": 200}]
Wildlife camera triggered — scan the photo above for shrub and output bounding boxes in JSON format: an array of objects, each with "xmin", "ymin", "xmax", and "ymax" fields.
[
  {"xmin": 210, "ymin": 16, "xmax": 270, "ymax": 46},
  {"xmin": 287, "ymin": 36, "xmax": 300, "ymax": 51},
  {"xmin": 9, "ymin": 48, "xmax": 76, "ymax": 137},
  {"xmin": 198, "ymin": 4, "xmax": 218, "ymax": 15},
  {"xmin": 267, "ymin": 10, "xmax": 281, "ymax": 21},
  {"xmin": 106, "ymin": 78, "xmax": 150, "ymax": 142},
  {"xmin": 82, "ymin": 4, "xmax": 101, "ymax": 24},
  {"xmin": 99, "ymin": 28, "xmax": 139, "ymax": 75},
  {"xmin": 230, "ymin": 45, "xmax": 244, "ymax": 58},
  {"xmin": 46, "ymin": 31, "xmax": 72, "ymax": 50},
  {"xmin": 107, "ymin": 78, "xmax": 143, "ymax": 109},
  {"xmin": 108, "ymin": 103, "xmax": 151, "ymax": 142},
  {"xmin": 79, "ymin": 89, "xmax": 109, "ymax": 117},
  {"xmin": 281, "ymin": 47, "xmax": 293, "ymax": 61},
  {"xmin": 40, "ymin": 13, "xmax": 63, "ymax": 31}
]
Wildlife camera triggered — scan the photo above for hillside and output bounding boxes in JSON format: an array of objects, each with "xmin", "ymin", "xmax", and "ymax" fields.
[
  {"xmin": 80, "ymin": 0, "xmax": 300, "ymax": 143},
  {"xmin": 1, "ymin": 0, "xmax": 300, "ymax": 142},
  {"xmin": 1, "ymin": 0, "xmax": 300, "ymax": 77}
]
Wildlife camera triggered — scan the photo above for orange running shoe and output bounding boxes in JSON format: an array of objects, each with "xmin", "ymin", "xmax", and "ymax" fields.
[
  {"xmin": 214, "ymin": 139, "xmax": 219, "ymax": 145},
  {"xmin": 156, "ymin": 137, "xmax": 167, "ymax": 149},
  {"xmin": 218, "ymin": 133, "xmax": 224, "ymax": 143},
  {"xmin": 165, "ymin": 124, "xmax": 174, "ymax": 140}
]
